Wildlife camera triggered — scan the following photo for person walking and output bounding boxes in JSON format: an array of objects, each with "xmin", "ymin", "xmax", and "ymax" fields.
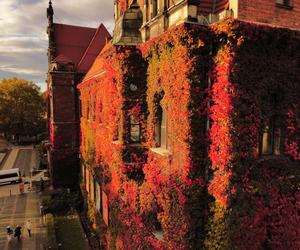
[
  {"xmin": 25, "ymin": 220, "xmax": 32, "ymax": 237},
  {"xmin": 14, "ymin": 225, "xmax": 22, "ymax": 241},
  {"xmin": 6, "ymin": 226, "xmax": 13, "ymax": 243}
]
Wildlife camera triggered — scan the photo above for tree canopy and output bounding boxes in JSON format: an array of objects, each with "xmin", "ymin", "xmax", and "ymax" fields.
[{"xmin": 0, "ymin": 78, "xmax": 46, "ymax": 139}]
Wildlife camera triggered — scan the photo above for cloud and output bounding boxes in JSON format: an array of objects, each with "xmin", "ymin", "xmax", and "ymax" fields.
[{"xmin": 0, "ymin": 0, "xmax": 114, "ymax": 91}]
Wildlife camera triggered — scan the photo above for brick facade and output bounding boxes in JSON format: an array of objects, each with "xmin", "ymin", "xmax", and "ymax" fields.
[
  {"xmin": 46, "ymin": 1, "xmax": 110, "ymax": 188},
  {"xmin": 238, "ymin": 0, "xmax": 300, "ymax": 30}
]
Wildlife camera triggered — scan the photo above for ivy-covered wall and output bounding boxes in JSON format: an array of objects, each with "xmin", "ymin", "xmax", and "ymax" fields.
[
  {"xmin": 79, "ymin": 18, "xmax": 300, "ymax": 250},
  {"xmin": 205, "ymin": 19, "xmax": 300, "ymax": 249}
]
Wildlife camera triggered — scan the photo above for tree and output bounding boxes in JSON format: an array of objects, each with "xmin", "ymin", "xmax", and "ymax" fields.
[{"xmin": 0, "ymin": 78, "xmax": 46, "ymax": 141}]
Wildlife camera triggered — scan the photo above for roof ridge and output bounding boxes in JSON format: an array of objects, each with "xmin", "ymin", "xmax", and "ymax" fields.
[
  {"xmin": 77, "ymin": 24, "xmax": 111, "ymax": 73},
  {"xmin": 53, "ymin": 22, "xmax": 97, "ymax": 30}
]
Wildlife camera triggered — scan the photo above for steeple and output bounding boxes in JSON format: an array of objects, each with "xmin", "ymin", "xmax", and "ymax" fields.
[
  {"xmin": 47, "ymin": 0, "xmax": 54, "ymax": 26},
  {"xmin": 47, "ymin": 0, "xmax": 55, "ymax": 66}
]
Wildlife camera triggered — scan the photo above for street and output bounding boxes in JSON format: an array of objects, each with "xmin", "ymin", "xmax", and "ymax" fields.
[{"xmin": 0, "ymin": 145, "xmax": 47, "ymax": 250}]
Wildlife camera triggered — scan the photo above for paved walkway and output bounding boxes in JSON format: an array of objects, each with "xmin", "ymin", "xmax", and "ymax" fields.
[
  {"xmin": 0, "ymin": 193, "xmax": 47, "ymax": 250},
  {"xmin": 0, "ymin": 145, "xmax": 50, "ymax": 250}
]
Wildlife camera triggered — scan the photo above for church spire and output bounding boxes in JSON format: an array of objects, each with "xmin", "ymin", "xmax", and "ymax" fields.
[
  {"xmin": 47, "ymin": 0, "xmax": 54, "ymax": 26},
  {"xmin": 47, "ymin": 0, "xmax": 55, "ymax": 65}
]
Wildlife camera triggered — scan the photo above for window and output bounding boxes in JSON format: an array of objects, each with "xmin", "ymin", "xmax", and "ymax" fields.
[
  {"xmin": 155, "ymin": 105, "xmax": 167, "ymax": 148},
  {"xmin": 99, "ymin": 103, "xmax": 103, "ymax": 123},
  {"xmin": 260, "ymin": 117, "xmax": 281, "ymax": 156},
  {"xmin": 276, "ymin": 0, "xmax": 293, "ymax": 8},
  {"xmin": 130, "ymin": 115, "xmax": 141, "ymax": 143},
  {"xmin": 102, "ymin": 191, "xmax": 109, "ymax": 226},
  {"xmin": 96, "ymin": 182, "xmax": 101, "ymax": 212},
  {"xmin": 259, "ymin": 94, "xmax": 281, "ymax": 157},
  {"xmin": 0, "ymin": 173, "xmax": 18, "ymax": 179},
  {"xmin": 152, "ymin": 0, "xmax": 158, "ymax": 18},
  {"xmin": 276, "ymin": 0, "xmax": 290, "ymax": 5}
]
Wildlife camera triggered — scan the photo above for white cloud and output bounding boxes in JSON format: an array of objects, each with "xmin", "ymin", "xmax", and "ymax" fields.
[
  {"xmin": 0, "ymin": 0, "xmax": 114, "ymax": 87},
  {"xmin": 0, "ymin": 65, "xmax": 43, "ymax": 76}
]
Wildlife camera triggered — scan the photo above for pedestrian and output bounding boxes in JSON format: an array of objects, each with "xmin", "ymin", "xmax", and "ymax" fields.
[
  {"xmin": 40, "ymin": 177, "xmax": 44, "ymax": 192},
  {"xmin": 6, "ymin": 226, "xmax": 13, "ymax": 243},
  {"xmin": 14, "ymin": 225, "xmax": 22, "ymax": 241},
  {"xmin": 25, "ymin": 220, "xmax": 32, "ymax": 237},
  {"xmin": 19, "ymin": 182, "xmax": 24, "ymax": 194}
]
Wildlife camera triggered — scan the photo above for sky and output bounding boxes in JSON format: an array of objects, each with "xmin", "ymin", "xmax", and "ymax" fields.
[{"xmin": 0, "ymin": 0, "xmax": 114, "ymax": 91}]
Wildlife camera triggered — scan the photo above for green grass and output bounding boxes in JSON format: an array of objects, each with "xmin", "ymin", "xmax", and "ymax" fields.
[{"xmin": 54, "ymin": 215, "xmax": 88, "ymax": 250}]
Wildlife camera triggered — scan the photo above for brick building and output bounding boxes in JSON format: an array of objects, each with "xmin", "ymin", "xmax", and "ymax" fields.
[
  {"xmin": 49, "ymin": 0, "xmax": 300, "ymax": 249},
  {"xmin": 46, "ymin": 1, "xmax": 111, "ymax": 187}
]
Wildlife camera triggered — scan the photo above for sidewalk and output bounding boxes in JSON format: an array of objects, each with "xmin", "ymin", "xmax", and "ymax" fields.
[
  {"xmin": 0, "ymin": 192, "xmax": 48, "ymax": 250},
  {"xmin": 2, "ymin": 148, "xmax": 20, "ymax": 170}
]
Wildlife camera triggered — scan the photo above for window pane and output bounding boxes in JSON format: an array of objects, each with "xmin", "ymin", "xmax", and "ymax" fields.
[
  {"xmin": 274, "ymin": 128, "xmax": 281, "ymax": 155},
  {"xmin": 262, "ymin": 126, "xmax": 272, "ymax": 155},
  {"xmin": 130, "ymin": 124, "xmax": 140, "ymax": 142},
  {"xmin": 160, "ymin": 109, "xmax": 167, "ymax": 148},
  {"xmin": 96, "ymin": 183, "xmax": 101, "ymax": 212}
]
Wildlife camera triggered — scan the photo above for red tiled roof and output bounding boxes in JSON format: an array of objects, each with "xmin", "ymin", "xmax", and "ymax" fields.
[
  {"xmin": 53, "ymin": 23, "xmax": 111, "ymax": 73},
  {"xmin": 80, "ymin": 42, "xmax": 114, "ymax": 84},
  {"xmin": 77, "ymin": 24, "xmax": 111, "ymax": 73},
  {"xmin": 198, "ymin": 0, "xmax": 229, "ymax": 16},
  {"xmin": 54, "ymin": 23, "xmax": 96, "ymax": 66}
]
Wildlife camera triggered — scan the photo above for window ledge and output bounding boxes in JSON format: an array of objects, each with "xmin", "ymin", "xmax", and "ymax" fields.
[
  {"xmin": 150, "ymin": 147, "xmax": 172, "ymax": 157},
  {"xmin": 258, "ymin": 154, "xmax": 284, "ymax": 161},
  {"xmin": 276, "ymin": 3, "xmax": 293, "ymax": 10}
]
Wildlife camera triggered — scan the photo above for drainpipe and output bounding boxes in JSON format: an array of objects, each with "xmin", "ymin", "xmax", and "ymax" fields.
[{"xmin": 198, "ymin": 15, "xmax": 213, "ymax": 183}]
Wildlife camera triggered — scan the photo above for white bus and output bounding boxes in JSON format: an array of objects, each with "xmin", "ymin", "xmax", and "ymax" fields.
[{"xmin": 0, "ymin": 168, "xmax": 22, "ymax": 184}]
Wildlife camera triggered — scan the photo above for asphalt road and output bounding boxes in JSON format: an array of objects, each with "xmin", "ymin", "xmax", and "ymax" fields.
[{"xmin": 12, "ymin": 149, "xmax": 35, "ymax": 177}]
